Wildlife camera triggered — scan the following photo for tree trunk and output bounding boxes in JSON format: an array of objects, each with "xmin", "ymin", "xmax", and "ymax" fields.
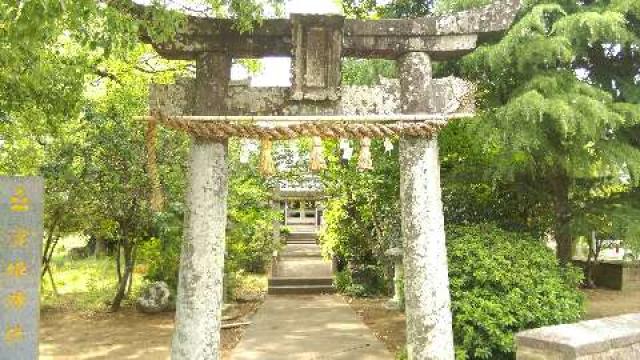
[
  {"xmin": 126, "ymin": 246, "xmax": 137, "ymax": 296},
  {"xmin": 171, "ymin": 52, "xmax": 231, "ymax": 360},
  {"xmin": 551, "ymin": 172, "xmax": 573, "ymax": 266},
  {"xmin": 399, "ymin": 52, "xmax": 455, "ymax": 360},
  {"xmin": 111, "ymin": 239, "xmax": 134, "ymax": 312},
  {"xmin": 41, "ymin": 210, "xmax": 62, "ymax": 279},
  {"xmin": 584, "ymin": 232, "xmax": 601, "ymax": 288},
  {"xmin": 47, "ymin": 266, "xmax": 59, "ymax": 296},
  {"xmin": 94, "ymin": 237, "xmax": 107, "ymax": 257},
  {"xmin": 115, "ymin": 238, "xmax": 123, "ymax": 284}
]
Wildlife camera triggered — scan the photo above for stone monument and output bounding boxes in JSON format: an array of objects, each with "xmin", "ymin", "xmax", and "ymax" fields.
[{"xmin": 0, "ymin": 176, "xmax": 44, "ymax": 360}]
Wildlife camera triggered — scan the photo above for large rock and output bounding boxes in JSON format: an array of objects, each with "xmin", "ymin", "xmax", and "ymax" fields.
[{"xmin": 136, "ymin": 281, "xmax": 172, "ymax": 313}]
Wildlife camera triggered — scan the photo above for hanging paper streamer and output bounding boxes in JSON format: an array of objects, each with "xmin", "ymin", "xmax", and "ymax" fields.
[
  {"xmin": 357, "ymin": 137, "xmax": 373, "ymax": 171},
  {"xmin": 240, "ymin": 140, "xmax": 251, "ymax": 164},
  {"xmin": 383, "ymin": 138, "xmax": 394, "ymax": 153},
  {"xmin": 239, "ymin": 139, "xmax": 259, "ymax": 164},
  {"xmin": 309, "ymin": 136, "xmax": 327, "ymax": 172},
  {"xmin": 259, "ymin": 139, "xmax": 275, "ymax": 176},
  {"xmin": 339, "ymin": 138, "xmax": 353, "ymax": 165}
]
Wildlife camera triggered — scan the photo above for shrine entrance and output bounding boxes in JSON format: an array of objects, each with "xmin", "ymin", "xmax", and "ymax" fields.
[
  {"xmin": 139, "ymin": 1, "xmax": 520, "ymax": 359},
  {"xmin": 273, "ymin": 177, "xmax": 325, "ymax": 231},
  {"xmin": 282, "ymin": 199, "xmax": 321, "ymax": 227}
]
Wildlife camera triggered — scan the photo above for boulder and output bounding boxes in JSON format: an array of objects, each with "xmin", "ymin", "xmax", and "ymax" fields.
[{"xmin": 136, "ymin": 281, "xmax": 172, "ymax": 313}]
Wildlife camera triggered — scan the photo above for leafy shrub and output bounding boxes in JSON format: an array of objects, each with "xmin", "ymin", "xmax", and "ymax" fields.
[
  {"xmin": 137, "ymin": 206, "xmax": 184, "ymax": 291},
  {"xmin": 350, "ymin": 264, "xmax": 387, "ymax": 295},
  {"xmin": 334, "ymin": 270, "xmax": 369, "ymax": 296},
  {"xmin": 447, "ymin": 224, "xmax": 584, "ymax": 359},
  {"xmin": 334, "ymin": 270, "xmax": 351, "ymax": 292},
  {"xmin": 334, "ymin": 266, "xmax": 385, "ymax": 297},
  {"xmin": 138, "ymin": 236, "xmax": 181, "ymax": 291}
]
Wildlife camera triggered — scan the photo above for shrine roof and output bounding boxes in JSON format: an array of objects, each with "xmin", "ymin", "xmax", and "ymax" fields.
[{"xmin": 272, "ymin": 177, "xmax": 324, "ymax": 200}]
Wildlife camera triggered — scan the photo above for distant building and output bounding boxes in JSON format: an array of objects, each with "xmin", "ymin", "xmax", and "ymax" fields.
[{"xmin": 271, "ymin": 176, "xmax": 325, "ymax": 232}]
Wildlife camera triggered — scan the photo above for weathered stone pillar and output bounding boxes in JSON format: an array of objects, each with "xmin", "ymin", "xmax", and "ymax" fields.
[
  {"xmin": 398, "ymin": 52, "xmax": 455, "ymax": 360},
  {"xmin": 171, "ymin": 52, "xmax": 231, "ymax": 360}
]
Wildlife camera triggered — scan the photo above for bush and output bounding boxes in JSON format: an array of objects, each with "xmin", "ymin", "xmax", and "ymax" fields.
[
  {"xmin": 137, "ymin": 207, "xmax": 184, "ymax": 291},
  {"xmin": 138, "ymin": 236, "xmax": 181, "ymax": 290},
  {"xmin": 335, "ymin": 264, "xmax": 386, "ymax": 297},
  {"xmin": 447, "ymin": 224, "xmax": 584, "ymax": 359}
]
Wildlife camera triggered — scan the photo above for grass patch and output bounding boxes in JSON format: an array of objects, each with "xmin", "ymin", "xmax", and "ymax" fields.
[
  {"xmin": 232, "ymin": 271, "xmax": 267, "ymax": 301},
  {"xmin": 42, "ymin": 256, "xmax": 145, "ymax": 313},
  {"xmin": 42, "ymin": 235, "xmax": 268, "ymax": 314},
  {"xmin": 42, "ymin": 235, "xmax": 145, "ymax": 313}
]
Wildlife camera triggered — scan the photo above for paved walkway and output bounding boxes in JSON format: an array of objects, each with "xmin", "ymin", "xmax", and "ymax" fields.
[{"xmin": 231, "ymin": 295, "xmax": 392, "ymax": 360}]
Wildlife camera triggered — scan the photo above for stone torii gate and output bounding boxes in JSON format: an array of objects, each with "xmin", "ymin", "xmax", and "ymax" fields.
[{"xmin": 142, "ymin": 1, "xmax": 520, "ymax": 359}]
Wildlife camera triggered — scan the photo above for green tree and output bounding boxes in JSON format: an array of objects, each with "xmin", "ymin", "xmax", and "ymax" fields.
[
  {"xmin": 2, "ymin": 0, "xmax": 284, "ymax": 311},
  {"xmin": 443, "ymin": 0, "xmax": 640, "ymax": 264}
]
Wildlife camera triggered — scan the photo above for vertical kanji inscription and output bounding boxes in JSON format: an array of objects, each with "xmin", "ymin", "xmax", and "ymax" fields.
[{"xmin": 0, "ymin": 177, "xmax": 44, "ymax": 360}]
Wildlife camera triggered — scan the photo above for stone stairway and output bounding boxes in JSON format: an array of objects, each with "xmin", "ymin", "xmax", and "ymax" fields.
[
  {"xmin": 286, "ymin": 232, "xmax": 318, "ymax": 245},
  {"xmin": 268, "ymin": 230, "xmax": 335, "ymax": 295}
]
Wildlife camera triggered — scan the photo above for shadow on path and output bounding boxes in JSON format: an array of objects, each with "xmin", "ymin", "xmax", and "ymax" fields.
[{"xmin": 231, "ymin": 294, "xmax": 393, "ymax": 360}]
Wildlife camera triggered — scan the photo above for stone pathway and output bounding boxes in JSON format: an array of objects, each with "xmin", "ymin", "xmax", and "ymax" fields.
[{"xmin": 231, "ymin": 295, "xmax": 393, "ymax": 360}]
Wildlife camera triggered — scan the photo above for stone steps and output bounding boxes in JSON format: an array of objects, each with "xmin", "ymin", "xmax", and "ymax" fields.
[
  {"xmin": 280, "ymin": 244, "xmax": 322, "ymax": 257},
  {"xmin": 268, "ymin": 277, "xmax": 334, "ymax": 295},
  {"xmin": 286, "ymin": 232, "xmax": 318, "ymax": 245},
  {"xmin": 286, "ymin": 240, "xmax": 317, "ymax": 245},
  {"xmin": 269, "ymin": 242, "xmax": 335, "ymax": 295},
  {"xmin": 287, "ymin": 232, "xmax": 318, "ymax": 240},
  {"xmin": 268, "ymin": 284, "xmax": 336, "ymax": 295},
  {"xmin": 273, "ymin": 258, "xmax": 333, "ymax": 278},
  {"xmin": 287, "ymin": 224, "xmax": 319, "ymax": 233},
  {"xmin": 269, "ymin": 277, "xmax": 333, "ymax": 286}
]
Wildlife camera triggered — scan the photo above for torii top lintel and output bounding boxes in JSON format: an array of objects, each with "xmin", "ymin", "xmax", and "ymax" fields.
[{"xmin": 143, "ymin": 0, "xmax": 520, "ymax": 61}]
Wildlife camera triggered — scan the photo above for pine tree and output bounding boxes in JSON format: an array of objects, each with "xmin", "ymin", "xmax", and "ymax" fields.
[{"xmin": 445, "ymin": 0, "xmax": 640, "ymax": 264}]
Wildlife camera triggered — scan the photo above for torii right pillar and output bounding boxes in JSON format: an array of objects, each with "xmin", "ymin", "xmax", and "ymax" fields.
[{"xmin": 399, "ymin": 51, "xmax": 455, "ymax": 359}]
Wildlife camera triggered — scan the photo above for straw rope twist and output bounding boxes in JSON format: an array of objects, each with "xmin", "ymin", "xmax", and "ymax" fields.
[
  {"xmin": 145, "ymin": 118, "xmax": 164, "ymax": 211},
  {"xmin": 158, "ymin": 116, "xmax": 446, "ymax": 140}
]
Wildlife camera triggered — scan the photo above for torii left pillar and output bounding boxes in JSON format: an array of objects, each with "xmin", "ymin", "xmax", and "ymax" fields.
[{"xmin": 172, "ymin": 52, "xmax": 231, "ymax": 360}]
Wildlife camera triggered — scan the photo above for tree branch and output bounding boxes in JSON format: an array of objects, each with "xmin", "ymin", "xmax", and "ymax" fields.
[{"xmin": 93, "ymin": 67, "xmax": 122, "ymax": 85}]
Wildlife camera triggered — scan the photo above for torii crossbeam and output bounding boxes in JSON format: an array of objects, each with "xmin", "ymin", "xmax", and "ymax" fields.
[{"xmin": 137, "ymin": 1, "xmax": 521, "ymax": 359}]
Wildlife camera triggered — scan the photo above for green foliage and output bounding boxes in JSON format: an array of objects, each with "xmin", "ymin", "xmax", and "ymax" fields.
[
  {"xmin": 227, "ymin": 140, "xmax": 280, "ymax": 274},
  {"xmin": 434, "ymin": 0, "xmax": 640, "ymax": 262},
  {"xmin": 320, "ymin": 139, "xmax": 400, "ymax": 278},
  {"xmin": 435, "ymin": 0, "xmax": 490, "ymax": 14},
  {"xmin": 342, "ymin": 59, "xmax": 396, "ymax": 85},
  {"xmin": 342, "ymin": 0, "xmax": 434, "ymax": 18},
  {"xmin": 138, "ymin": 237, "xmax": 182, "ymax": 290},
  {"xmin": 439, "ymin": 121, "xmax": 552, "ymax": 234},
  {"xmin": 334, "ymin": 270, "xmax": 358, "ymax": 294},
  {"xmin": 447, "ymin": 224, "xmax": 584, "ymax": 359},
  {"xmin": 230, "ymin": 272, "xmax": 267, "ymax": 301},
  {"xmin": 41, "ymin": 255, "xmax": 143, "ymax": 313},
  {"xmin": 572, "ymin": 186, "xmax": 640, "ymax": 254},
  {"xmin": 395, "ymin": 348, "xmax": 408, "ymax": 360},
  {"xmin": 334, "ymin": 266, "xmax": 386, "ymax": 297}
]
